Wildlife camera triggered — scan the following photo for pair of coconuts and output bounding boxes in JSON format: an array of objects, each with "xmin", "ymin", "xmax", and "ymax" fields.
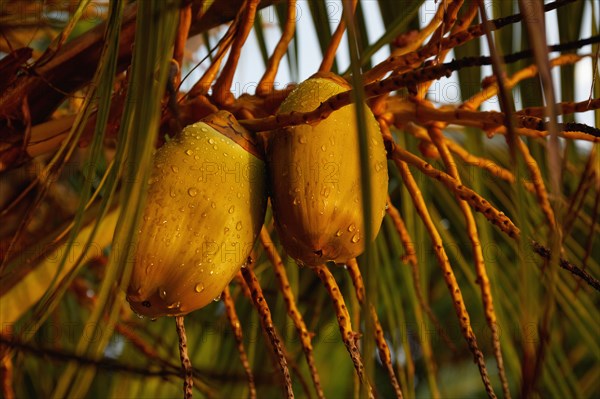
[{"xmin": 126, "ymin": 73, "xmax": 388, "ymax": 318}]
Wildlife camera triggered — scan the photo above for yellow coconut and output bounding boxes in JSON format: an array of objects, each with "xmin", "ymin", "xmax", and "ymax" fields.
[
  {"xmin": 266, "ymin": 73, "xmax": 388, "ymax": 266},
  {"xmin": 127, "ymin": 111, "xmax": 266, "ymax": 317}
]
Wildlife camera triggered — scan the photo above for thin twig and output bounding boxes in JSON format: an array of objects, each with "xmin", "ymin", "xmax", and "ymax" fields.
[
  {"xmin": 0, "ymin": 337, "xmax": 183, "ymax": 378},
  {"xmin": 0, "ymin": 350, "xmax": 14, "ymax": 399},
  {"xmin": 240, "ymin": 36, "xmax": 600, "ymax": 133},
  {"xmin": 175, "ymin": 316, "xmax": 194, "ymax": 399},
  {"xmin": 313, "ymin": 265, "xmax": 374, "ymax": 398},
  {"xmin": 386, "ymin": 134, "xmax": 600, "ymax": 292},
  {"xmin": 212, "ymin": 0, "xmax": 260, "ymax": 105},
  {"xmin": 387, "ymin": 139, "xmax": 521, "ymax": 239},
  {"xmin": 222, "ymin": 286, "xmax": 257, "ymax": 399},
  {"xmin": 345, "ymin": 258, "xmax": 404, "ymax": 399},
  {"xmin": 393, "ymin": 155, "xmax": 497, "ymax": 399},
  {"xmin": 257, "ymin": 0, "xmax": 297, "ymax": 95},
  {"xmin": 515, "ymin": 138, "xmax": 556, "ymax": 227},
  {"xmin": 364, "ymin": 0, "xmax": 577, "ymax": 82},
  {"xmin": 259, "ymin": 227, "xmax": 324, "ymax": 399},
  {"xmin": 530, "ymin": 241, "xmax": 600, "ymax": 291},
  {"xmin": 241, "ymin": 266, "xmax": 294, "ymax": 398},
  {"xmin": 319, "ymin": 0, "xmax": 357, "ymax": 72},
  {"xmin": 427, "ymin": 122, "xmax": 511, "ymax": 399}
]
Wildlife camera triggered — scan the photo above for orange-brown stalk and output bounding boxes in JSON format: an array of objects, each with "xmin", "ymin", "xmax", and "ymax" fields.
[
  {"xmin": 212, "ymin": 0, "xmax": 260, "ymax": 106},
  {"xmin": 259, "ymin": 227, "xmax": 324, "ymax": 399},
  {"xmin": 313, "ymin": 264, "xmax": 374, "ymax": 398},
  {"xmin": 345, "ymin": 258, "xmax": 404, "ymax": 398},
  {"xmin": 240, "ymin": 266, "xmax": 294, "ymax": 398},
  {"xmin": 427, "ymin": 123, "xmax": 511, "ymax": 399},
  {"xmin": 222, "ymin": 286, "xmax": 256, "ymax": 399},
  {"xmin": 257, "ymin": 0, "xmax": 297, "ymax": 95},
  {"xmin": 393, "ymin": 154, "xmax": 497, "ymax": 399}
]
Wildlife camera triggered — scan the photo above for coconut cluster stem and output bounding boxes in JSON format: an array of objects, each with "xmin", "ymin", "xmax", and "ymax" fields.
[
  {"xmin": 345, "ymin": 259, "xmax": 404, "ymax": 399},
  {"xmin": 175, "ymin": 316, "xmax": 193, "ymax": 399},
  {"xmin": 259, "ymin": 227, "xmax": 324, "ymax": 399},
  {"xmin": 222, "ymin": 286, "xmax": 256, "ymax": 399},
  {"xmin": 240, "ymin": 267, "xmax": 294, "ymax": 398},
  {"xmin": 313, "ymin": 265, "xmax": 374, "ymax": 398}
]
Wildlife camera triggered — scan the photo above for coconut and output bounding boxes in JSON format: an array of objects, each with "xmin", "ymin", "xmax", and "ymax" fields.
[
  {"xmin": 266, "ymin": 73, "xmax": 388, "ymax": 266},
  {"xmin": 126, "ymin": 111, "xmax": 267, "ymax": 317}
]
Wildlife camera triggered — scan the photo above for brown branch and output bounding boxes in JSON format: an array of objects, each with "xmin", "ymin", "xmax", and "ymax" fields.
[
  {"xmin": 385, "ymin": 133, "xmax": 600, "ymax": 291},
  {"xmin": 387, "ymin": 139, "xmax": 521, "ymax": 239},
  {"xmin": 364, "ymin": 0, "xmax": 577, "ymax": 82},
  {"xmin": 240, "ymin": 36, "xmax": 600, "ymax": 133},
  {"xmin": 319, "ymin": 0, "xmax": 357, "ymax": 72},
  {"xmin": 531, "ymin": 241, "xmax": 600, "ymax": 292},
  {"xmin": 222, "ymin": 286, "xmax": 257, "ymax": 399},
  {"xmin": 0, "ymin": 350, "xmax": 13, "ymax": 399},
  {"xmin": 0, "ymin": 0, "xmax": 280, "ymax": 128},
  {"xmin": 392, "ymin": 155, "xmax": 497, "ymax": 399},
  {"xmin": 240, "ymin": 266, "xmax": 294, "ymax": 398},
  {"xmin": 257, "ymin": 0, "xmax": 297, "ymax": 95},
  {"xmin": 427, "ymin": 122, "xmax": 511, "ymax": 399},
  {"xmin": 212, "ymin": 0, "xmax": 260, "ymax": 106},
  {"xmin": 259, "ymin": 227, "xmax": 324, "ymax": 399},
  {"xmin": 175, "ymin": 316, "xmax": 194, "ymax": 399},
  {"xmin": 345, "ymin": 259, "xmax": 404, "ymax": 399},
  {"xmin": 313, "ymin": 265, "xmax": 374, "ymax": 398},
  {"xmin": 0, "ymin": 336, "xmax": 184, "ymax": 379}
]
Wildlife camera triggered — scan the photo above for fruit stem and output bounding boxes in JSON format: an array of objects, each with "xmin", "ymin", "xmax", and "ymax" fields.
[{"xmin": 175, "ymin": 316, "xmax": 194, "ymax": 399}]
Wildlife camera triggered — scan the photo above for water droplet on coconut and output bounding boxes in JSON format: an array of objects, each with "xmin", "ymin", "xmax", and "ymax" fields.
[
  {"xmin": 335, "ymin": 229, "xmax": 343, "ymax": 237},
  {"xmin": 208, "ymin": 137, "xmax": 215, "ymax": 144},
  {"xmin": 169, "ymin": 187, "xmax": 176, "ymax": 198},
  {"xmin": 321, "ymin": 145, "xmax": 326, "ymax": 151},
  {"xmin": 228, "ymin": 205, "xmax": 235, "ymax": 214},
  {"xmin": 185, "ymin": 149, "xmax": 193, "ymax": 156},
  {"xmin": 348, "ymin": 224, "xmax": 356, "ymax": 232},
  {"xmin": 171, "ymin": 165, "xmax": 179, "ymax": 173},
  {"xmin": 145, "ymin": 263, "xmax": 154, "ymax": 274},
  {"xmin": 351, "ymin": 234, "xmax": 360, "ymax": 243},
  {"xmin": 213, "ymin": 294, "xmax": 221, "ymax": 302},
  {"xmin": 211, "ymin": 201, "xmax": 216, "ymax": 208},
  {"xmin": 201, "ymin": 127, "xmax": 208, "ymax": 132},
  {"xmin": 188, "ymin": 187, "xmax": 198, "ymax": 197},
  {"xmin": 195, "ymin": 283, "xmax": 205, "ymax": 293},
  {"xmin": 158, "ymin": 288, "xmax": 167, "ymax": 300},
  {"xmin": 236, "ymin": 221, "xmax": 243, "ymax": 230}
]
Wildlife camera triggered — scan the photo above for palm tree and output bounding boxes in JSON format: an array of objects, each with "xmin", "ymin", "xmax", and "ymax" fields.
[{"xmin": 0, "ymin": 0, "xmax": 598, "ymax": 398}]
